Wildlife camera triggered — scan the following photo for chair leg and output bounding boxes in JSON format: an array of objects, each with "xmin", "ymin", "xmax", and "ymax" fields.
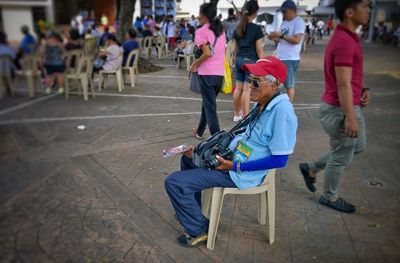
[
  {"xmin": 26, "ymin": 75, "xmax": 35, "ymax": 98},
  {"xmin": 81, "ymin": 76, "xmax": 89, "ymax": 101},
  {"xmin": 267, "ymin": 174, "xmax": 276, "ymax": 244},
  {"xmin": 201, "ymin": 189, "xmax": 212, "ymax": 218},
  {"xmin": 65, "ymin": 78, "xmax": 69, "ymax": 99},
  {"xmin": 89, "ymin": 78, "xmax": 95, "ymax": 98},
  {"xmin": 129, "ymin": 68, "xmax": 135, "ymax": 88},
  {"xmin": 0, "ymin": 76, "xmax": 4, "ymax": 98},
  {"xmin": 258, "ymin": 192, "xmax": 267, "ymax": 225},
  {"xmin": 5, "ymin": 76, "xmax": 13, "ymax": 96},
  {"xmin": 116, "ymin": 70, "xmax": 123, "ymax": 92},
  {"xmin": 186, "ymin": 56, "xmax": 191, "ymax": 71},
  {"xmin": 98, "ymin": 73, "xmax": 103, "ymax": 91},
  {"xmin": 206, "ymin": 187, "xmax": 224, "ymax": 250}
]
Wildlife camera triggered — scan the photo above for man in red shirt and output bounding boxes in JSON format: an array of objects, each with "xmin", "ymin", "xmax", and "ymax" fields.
[{"xmin": 299, "ymin": 0, "xmax": 371, "ymax": 213}]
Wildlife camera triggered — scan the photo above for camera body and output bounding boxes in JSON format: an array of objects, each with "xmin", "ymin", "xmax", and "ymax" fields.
[{"xmin": 204, "ymin": 144, "xmax": 234, "ymax": 169}]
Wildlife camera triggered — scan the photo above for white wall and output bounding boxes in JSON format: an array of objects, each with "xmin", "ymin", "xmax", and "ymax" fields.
[{"xmin": 1, "ymin": 6, "xmax": 34, "ymax": 42}]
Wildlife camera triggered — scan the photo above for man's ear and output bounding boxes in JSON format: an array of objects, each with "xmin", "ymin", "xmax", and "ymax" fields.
[{"xmin": 345, "ymin": 8, "xmax": 354, "ymax": 19}]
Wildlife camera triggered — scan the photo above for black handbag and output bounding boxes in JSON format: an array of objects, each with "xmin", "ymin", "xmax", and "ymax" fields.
[
  {"xmin": 193, "ymin": 34, "xmax": 218, "ymax": 59},
  {"xmin": 192, "ymin": 107, "xmax": 256, "ymax": 168}
]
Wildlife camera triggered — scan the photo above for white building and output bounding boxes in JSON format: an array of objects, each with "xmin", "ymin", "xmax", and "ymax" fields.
[{"xmin": 0, "ymin": 0, "xmax": 54, "ymax": 42}]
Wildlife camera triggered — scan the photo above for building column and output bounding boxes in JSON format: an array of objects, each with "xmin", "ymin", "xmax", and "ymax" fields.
[
  {"xmin": 366, "ymin": 0, "xmax": 377, "ymax": 43},
  {"xmin": 46, "ymin": 0, "xmax": 55, "ymax": 23}
]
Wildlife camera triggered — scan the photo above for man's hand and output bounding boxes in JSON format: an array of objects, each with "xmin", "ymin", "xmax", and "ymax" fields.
[
  {"xmin": 215, "ymin": 155, "xmax": 233, "ymax": 171},
  {"xmin": 360, "ymin": 89, "xmax": 371, "ymax": 107},
  {"xmin": 345, "ymin": 117, "xmax": 359, "ymax": 138},
  {"xmin": 182, "ymin": 145, "xmax": 194, "ymax": 159},
  {"xmin": 268, "ymin": 31, "xmax": 281, "ymax": 39}
]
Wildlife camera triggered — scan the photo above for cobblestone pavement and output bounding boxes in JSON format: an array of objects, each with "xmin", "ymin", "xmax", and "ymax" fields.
[{"xmin": 1, "ymin": 42, "xmax": 400, "ymax": 262}]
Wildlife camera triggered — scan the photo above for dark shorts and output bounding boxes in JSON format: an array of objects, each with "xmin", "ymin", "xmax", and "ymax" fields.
[
  {"xmin": 45, "ymin": 65, "xmax": 65, "ymax": 75},
  {"xmin": 235, "ymin": 56, "xmax": 257, "ymax": 82}
]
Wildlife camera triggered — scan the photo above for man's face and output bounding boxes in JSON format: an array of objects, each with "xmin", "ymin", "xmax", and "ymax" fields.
[
  {"xmin": 282, "ymin": 8, "xmax": 296, "ymax": 21},
  {"xmin": 249, "ymin": 74, "xmax": 277, "ymax": 102},
  {"xmin": 352, "ymin": 0, "xmax": 371, "ymax": 26}
]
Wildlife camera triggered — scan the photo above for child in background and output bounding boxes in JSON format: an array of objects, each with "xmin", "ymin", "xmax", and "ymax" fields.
[{"xmin": 40, "ymin": 32, "xmax": 65, "ymax": 94}]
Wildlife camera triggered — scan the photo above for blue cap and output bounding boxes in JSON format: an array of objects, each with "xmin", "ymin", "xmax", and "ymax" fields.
[{"xmin": 278, "ymin": 0, "xmax": 297, "ymax": 12}]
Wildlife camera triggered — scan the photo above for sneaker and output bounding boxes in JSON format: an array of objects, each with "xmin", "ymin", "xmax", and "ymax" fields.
[
  {"xmin": 45, "ymin": 87, "xmax": 52, "ymax": 94},
  {"xmin": 57, "ymin": 87, "xmax": 64, "ymax": 94},
  {"xmin": 299, "ymin": 163, "xmax": 316, "ymax": 192},
  {"xmin": 319, "ymin": 196, "xmax": 356, "ymax": 213},
  {"xmin": 192, "ymin": 128, "xmax": 203, "ymax": 140},
  {"xmin": 177, "ymin": 233, "xmax": 208, "ymax": 248},
  {"xmin": 233, "ymin": 115, "xmax": 243, "ymax": 122}
]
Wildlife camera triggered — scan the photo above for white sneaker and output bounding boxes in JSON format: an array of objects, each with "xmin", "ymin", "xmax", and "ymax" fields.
[
  {"xmin": 233, "ymin": 115, "xmax": 243, "ymax": 122},
  {"xmin": 45, "ymin": 87, "xmax": 52, "ymax": 94},
  {"xmin": 57, "ymin": 87, "xmax": 64, "ymax": 94}
]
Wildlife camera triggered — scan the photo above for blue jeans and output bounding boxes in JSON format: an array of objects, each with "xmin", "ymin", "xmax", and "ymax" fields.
[
  {"xmin": 196, "ymin": 75, "xmax": 223, "ymax": 136},
  {"xmin": 282, "ymin": 60, "xmax": 300, "ymax": 88},
  {"xmin": 164, "ymin": 155, "xmax": 236, "ymax": 236}
]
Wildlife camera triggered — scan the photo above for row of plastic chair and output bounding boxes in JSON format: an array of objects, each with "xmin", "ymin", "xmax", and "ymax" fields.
[{"xmin": 139, "ymin": 35, "xmax": 168, "ymax": 59}]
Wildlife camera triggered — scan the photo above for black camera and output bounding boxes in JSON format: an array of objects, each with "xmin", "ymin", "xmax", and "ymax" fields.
[{"xmin": 204, "ymin": 145, "xmax": 234, "ymax": 169}]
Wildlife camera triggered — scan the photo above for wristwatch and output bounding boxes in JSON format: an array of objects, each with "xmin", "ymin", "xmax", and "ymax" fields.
[{"xmin": 280, "ymin": 33, "xmax": 285, "ymax": 40}]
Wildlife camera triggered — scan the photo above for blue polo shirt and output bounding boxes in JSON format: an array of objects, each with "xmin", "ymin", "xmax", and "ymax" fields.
[{"xmin": 228, "ymin": 94, "xmax": 298, "ymax": 189}]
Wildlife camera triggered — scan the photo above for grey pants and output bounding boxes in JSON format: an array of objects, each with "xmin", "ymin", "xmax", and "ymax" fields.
[{"xmin": 308, "ymin": 102, "xmax": 366, "ymax": 201}]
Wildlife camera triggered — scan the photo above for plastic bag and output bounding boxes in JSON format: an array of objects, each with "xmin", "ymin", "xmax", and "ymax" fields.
[{"xmin": 221, "ymin": 56, "xmax": 232, "ymax": 94}]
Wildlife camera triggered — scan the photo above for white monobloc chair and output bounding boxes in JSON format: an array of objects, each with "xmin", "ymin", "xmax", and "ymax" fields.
[
  {"xmin": 121, "ymin": 49, "xmax": 139, "ymax": 88},
  {"xmin": 98, "ymin": 53, "xmax": 123, "ymax": 92},
  {"xmin": 202, "ymin": 169, "xmax": 276, "ymax": 250}
]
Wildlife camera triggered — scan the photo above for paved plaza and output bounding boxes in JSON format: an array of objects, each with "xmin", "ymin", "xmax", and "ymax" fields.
[{"xmin": 0, "ymin": 42, "xmax": 400, "ymax": 262}]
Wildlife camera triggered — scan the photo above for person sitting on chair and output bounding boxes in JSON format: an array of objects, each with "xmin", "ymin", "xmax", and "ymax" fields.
[{"xmin": 164, "ymin": 56, "xmax": 298, "ymax": 248}]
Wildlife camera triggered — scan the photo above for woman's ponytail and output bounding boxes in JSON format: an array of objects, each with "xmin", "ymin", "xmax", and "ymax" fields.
[{"xmin": 236, "ymin": 0, "xmax": 259, "ymax": 38}]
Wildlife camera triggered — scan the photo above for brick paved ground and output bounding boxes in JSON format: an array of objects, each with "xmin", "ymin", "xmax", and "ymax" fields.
[{"xmin": 0, "ymin": 41, "xmax": 399, "ymax": 262}]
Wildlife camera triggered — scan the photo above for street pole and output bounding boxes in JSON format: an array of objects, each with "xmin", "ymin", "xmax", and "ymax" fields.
[{"xmin": 366, "ymin": 0, "xmax": 377, "ymax": 43}]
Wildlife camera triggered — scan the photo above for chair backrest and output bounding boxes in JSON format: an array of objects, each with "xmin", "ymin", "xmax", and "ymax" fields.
[
  {"xmin": 124, "ymin": 49, "xmax": 139, "ymax": 68},
  {"xmin": 0, "ymin": 55, "xmax": 12, "ymax": 76},
  {"xmin": 143, "ymin": 36, "xmax": 153, "ymax": 48},
  {"xmin": 22, "ymin": 54, "xmax": 40, "ymax": 72},
  {"xmin": 63, "ymin": 49, "xmax": 83, "ymax": 73},
  {"xmin": 75, "ymin": 55, "xmax": 94, "ymax": 77},
  {"xmin": 184, "ymin": 41, "xmax": 195, "ymax": 55},
  {"xmin": 112, "ymin": 49, "xmax": 123, "ymax": 70},
  {"xmin": 84, "ymin": 38, "xmax": 98, "ymax": 56},
  {"xmin": 226, "ymin": 39, "xmax": 237, "ymax": 68}
]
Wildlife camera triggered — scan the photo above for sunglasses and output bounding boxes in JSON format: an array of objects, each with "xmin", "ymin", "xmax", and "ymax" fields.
[{"xmin": 247, "ymin": 77, "xmax": 275, "ymax": 88}]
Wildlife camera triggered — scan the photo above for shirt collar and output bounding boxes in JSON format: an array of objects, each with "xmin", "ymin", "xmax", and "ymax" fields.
[
  {"xmin": 266, "ymin": 94, "xmax": 290, "ymax": 111},
  {"xmin": 336, "ymin": 24, "xmax": 360, "ymax": 42}
]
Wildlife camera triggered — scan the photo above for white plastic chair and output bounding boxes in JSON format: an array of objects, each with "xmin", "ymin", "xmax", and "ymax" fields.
[
  {"xmin": 65, "ymin": 55, "xmax": 95, "ymax": 101},
  {"xmin": 0, "ymin": 55, "xmax": 14, "ymax": 98},
  {"xmin": 98, "ymin": 53, "xmax": 123, "ymax": 92},
  {"xmin": 176, "ymin": 41, "xmax": 195, "ymax": 71},
  {"xmin": 225, "ymin": 39, "xmax": 237, "ymax": 69},
  {"xmin": 121, "ymin": 49, "xmax": 139, "ymax": 88},
  {"xmin": 202, "ymin": 169, "xmax": 276, "ymax": 250},
  {"xmin": 18, "ymin": 54, "xmax": 42, "ymax": 98}
]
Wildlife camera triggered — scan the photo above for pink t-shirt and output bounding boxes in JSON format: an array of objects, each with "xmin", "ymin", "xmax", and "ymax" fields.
[{"xmin": 195, "ymin": 23, "xmax": 226, "ymax": 76}]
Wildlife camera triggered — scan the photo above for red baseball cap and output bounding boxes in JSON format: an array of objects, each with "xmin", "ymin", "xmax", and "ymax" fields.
[{"xmin": 241, "ymin": 56, "xmax": 287, "ymax": 84}]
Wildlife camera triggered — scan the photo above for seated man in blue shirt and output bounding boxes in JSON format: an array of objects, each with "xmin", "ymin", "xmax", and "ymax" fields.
[
  {"xmin": 164, "ymin": 56, "xmax": 298, "ymax": 247},
  {"xmin": 15, "ymin": 25, "xmax": 36, "ymax": 69},
  {"xmin": 122, "ymin": 29, "xmax": 139, "ymax": 66}
]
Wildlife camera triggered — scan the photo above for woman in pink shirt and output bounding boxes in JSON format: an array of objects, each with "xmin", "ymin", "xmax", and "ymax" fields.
[{"xmin": 190, "ymin": 3, "xmax": 226, "ymax": 138}]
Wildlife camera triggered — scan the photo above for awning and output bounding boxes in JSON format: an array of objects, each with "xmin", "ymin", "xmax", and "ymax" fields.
[{"xmin": 312, "ymin": 6, "xmax": 335, "ymax": 15}]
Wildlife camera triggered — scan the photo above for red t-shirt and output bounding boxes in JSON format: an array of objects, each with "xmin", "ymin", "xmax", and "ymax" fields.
[{"xmin": 322, "ymin": 25, "xmax": 363, "ymax": 106}]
